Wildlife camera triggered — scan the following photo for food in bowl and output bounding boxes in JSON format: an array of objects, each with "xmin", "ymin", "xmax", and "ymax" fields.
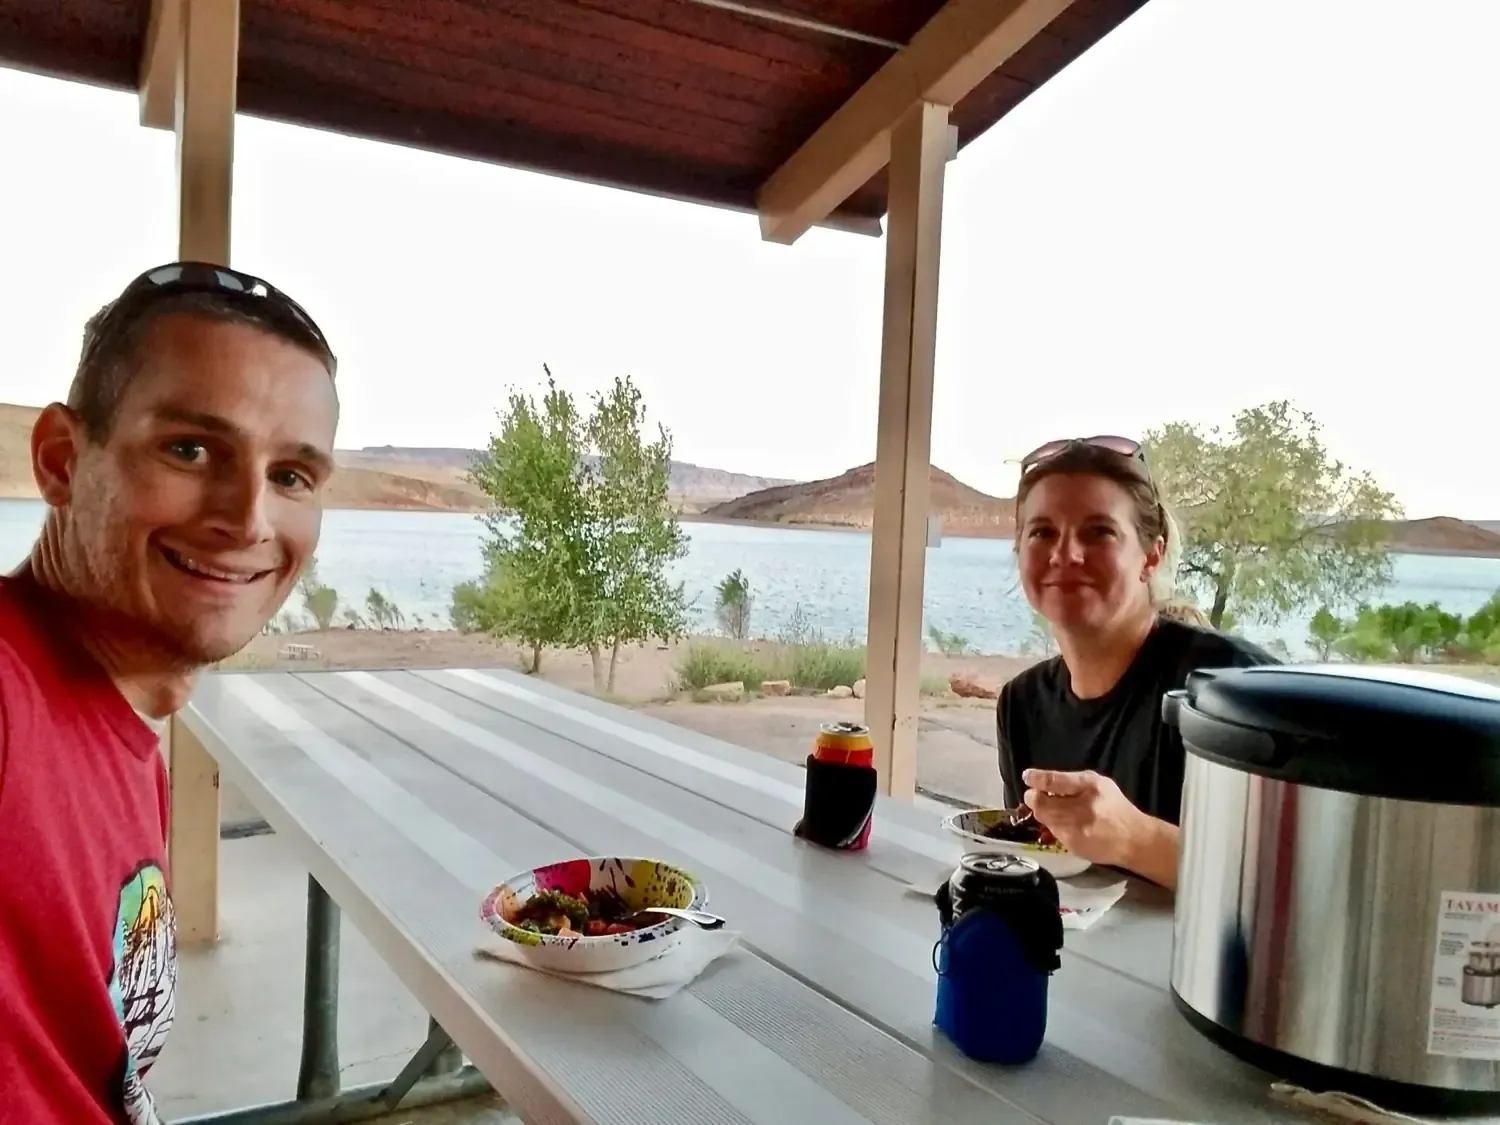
[
  {"xmin": 480, "ymin": 855, "xmax": 709, "ymax": 974},
  {"xmin": 510, "ymin": 887, "xmax": 658, "ymax": 937},
  {"xmin": 940, "ymin": 807, "xmax": 1092, "ymax": 878},
  {"xmin": 978, "ymin": 805, "xmax": 1064, "ymax": 851}
]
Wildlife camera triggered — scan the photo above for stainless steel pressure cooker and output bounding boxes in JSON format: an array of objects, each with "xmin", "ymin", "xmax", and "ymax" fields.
[{"xmin": 1163, "ymin": 664, "xmax": 1500, "ymax": 1112}]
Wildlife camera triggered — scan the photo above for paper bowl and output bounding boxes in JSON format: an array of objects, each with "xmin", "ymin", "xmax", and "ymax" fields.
[
  {"xmin": 480, "ymin": 856, "xmax": 707, "ymax": 974},
  {"xmin": 941, "ymin": 808, "xmax": 1093, "ymax": 878}
]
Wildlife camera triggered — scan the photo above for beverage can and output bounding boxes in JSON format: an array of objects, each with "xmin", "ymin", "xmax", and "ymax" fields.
[{"xmin": 814, "ymin": 721, "xmax": 874, "ymax": 767}]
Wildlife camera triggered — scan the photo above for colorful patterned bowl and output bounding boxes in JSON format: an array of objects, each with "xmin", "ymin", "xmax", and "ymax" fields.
[
  {"xmin": 480, "ymin": 856, "xmax": 708, "ymax": 974},
  {"xmin": 940, "ymin": 808, "xmax": 1093, "ymax": 878}
]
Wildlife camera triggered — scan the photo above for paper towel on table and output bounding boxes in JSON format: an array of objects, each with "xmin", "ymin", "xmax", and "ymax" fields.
[
  {"xmin": 903, "ymin": 878, "xmax": 1128, "ymax": 930},
  {"xmin": 1057, "ymin": 879, "xmax": 1127, "ymax": 930},
  {"xmin": 1105, "ymin": 1081, "xmax": 1443, "ymax": 1125},
  {"xmin": 474, "ymin": 928, "xmax": 741, "ymax": 1000}
]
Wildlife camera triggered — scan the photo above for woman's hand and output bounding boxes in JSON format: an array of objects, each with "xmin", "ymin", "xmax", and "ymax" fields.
[{"xmin": 1021, "ymin": 768, "xmax": 1180, "ymax": 889}]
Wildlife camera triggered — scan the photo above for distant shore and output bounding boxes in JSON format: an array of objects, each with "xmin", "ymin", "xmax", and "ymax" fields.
[
  {"xmin": 679, "ymin": 510, "xmax": 1006, "ymax": 539},
  {"xmin": 228, "ymin": 628, "xmax": 1500, "ymax": 696},
  {"xmin": 675, "ymin": 511, "xmax": 1500, "ymax": 556},
  {"xmin": 228, "ymin": 628, "xmax": 1041, "ymax": 700}
]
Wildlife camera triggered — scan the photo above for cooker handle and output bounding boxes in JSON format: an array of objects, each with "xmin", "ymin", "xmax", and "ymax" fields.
[{"xmin": 1161, "ymin": 689, "xmax": 1185, "ymax": 728}]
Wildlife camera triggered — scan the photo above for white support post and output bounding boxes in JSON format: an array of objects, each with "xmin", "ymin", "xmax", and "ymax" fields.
[
  {"xmin": 166, "ymin": 718, "xmax": 221, "ymax": 946},
  {"xmin": 164, "ymin": 0, "xmax": 239, "ymax": 946},
  {"xmin": 175, "ymin": 0, "xmax": 239, "ymax": 264},
  {"xmin": 863, "ymin": 101, "xmax": 950, "ymax": 799}
]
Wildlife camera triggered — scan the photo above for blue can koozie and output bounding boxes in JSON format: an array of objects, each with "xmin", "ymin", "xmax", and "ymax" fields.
[{"xmin": 933, "ymin": 854, "xmax": 1063, "ymax": 1064}]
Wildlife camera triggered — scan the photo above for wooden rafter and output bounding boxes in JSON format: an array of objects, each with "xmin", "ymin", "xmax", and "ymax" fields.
[
  {"xmin": 756, "ymin": 0, "xmax": 1075, "ymax": 244},
  {"xmin": 138, "ymin": 0, "xmax": 181, "ymax": 130}
]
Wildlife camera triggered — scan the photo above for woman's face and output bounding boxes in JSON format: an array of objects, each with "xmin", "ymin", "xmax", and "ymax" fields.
[{"xmin": 1017, "ymin": 472, "xmax": 1163, "ymax": 636}]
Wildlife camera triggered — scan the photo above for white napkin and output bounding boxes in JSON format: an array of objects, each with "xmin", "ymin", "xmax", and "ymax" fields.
[
  {"xmin": 474, "ymin": 928, "xmax": 742, "ymax": 1000},
  {"xmin": 1057, "ymin": 879, "xmax": 1127, "ymax": 931},
  {"xmin": 1269, "ymin": 1082, "xmax": 1439, "ymax": 1125},
  {"xmin": 902, "ymin": 878, "xmax": 1129, "ymax": 931},
  {"xmin": 1107, "ymin": 1082, "xmax": 1443, "ymax": 1125}
]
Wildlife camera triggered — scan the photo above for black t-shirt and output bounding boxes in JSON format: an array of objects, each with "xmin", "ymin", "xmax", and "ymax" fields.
[{"xmin": 996, "ymin": 618, "xmax": 1279, "ymax": 825}]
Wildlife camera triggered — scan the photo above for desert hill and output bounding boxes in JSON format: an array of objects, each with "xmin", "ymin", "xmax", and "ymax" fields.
[
  {"xmin": 702, "ymin": 457, "xmax": 1500, "ymax": 556},
  {"xmin": 1362, "ymin": 516, "xmax": 1500, "ymax": 557},
  {"xmin": 337, "ymin": 445, "xmax": 790, "ymax": 512},
  {"xmin": 700, "ymin": 462, "xmax": 1018, "ymax": 538},
  {"xmin": 0, "ymin": 404, "xmax": 491, "ymax": 511},
  {"xmin": 6, "ymin": 402, "xmax": 1497, "ymax": 549},
  {"xmin": 0, "ymin": 406, "xmax": 787, "ymax": 514}
]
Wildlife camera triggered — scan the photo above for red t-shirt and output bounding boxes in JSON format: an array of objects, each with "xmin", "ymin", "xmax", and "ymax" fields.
[{"xmin": 0, "ymin": 576, "xmax": 175, "ymax": 1124}]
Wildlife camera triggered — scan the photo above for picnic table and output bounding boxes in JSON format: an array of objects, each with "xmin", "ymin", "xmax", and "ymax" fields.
[{"xmin": 172, "ymin": 665, "xmax": 1291, "ymax": 1125}]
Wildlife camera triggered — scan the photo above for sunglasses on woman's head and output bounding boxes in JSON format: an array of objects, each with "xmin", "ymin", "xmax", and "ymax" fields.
[{"xmin": 1019, "ymin": 435, "xmax": 1145, "ymax": 476}]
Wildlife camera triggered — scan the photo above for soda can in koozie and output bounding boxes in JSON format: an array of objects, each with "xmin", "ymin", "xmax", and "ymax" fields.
[
  {"xmin": 795, "ymin": 722, "xmax": 877, "ymax": 850},
  {"xmin": 814, "ymin": 721, "xmax": 875, "ymax": 767}
]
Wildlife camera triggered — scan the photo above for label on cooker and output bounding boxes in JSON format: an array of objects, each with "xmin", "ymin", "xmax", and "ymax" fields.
[{"xmin": 1428, "ymin": 890, "xmax": 1500, "ymax": 1060}]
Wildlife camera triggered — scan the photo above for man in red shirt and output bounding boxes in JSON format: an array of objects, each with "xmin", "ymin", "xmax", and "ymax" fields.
[{"xmin": 0, "ymin": 263, "xmax": 339, "ymax": 1123}]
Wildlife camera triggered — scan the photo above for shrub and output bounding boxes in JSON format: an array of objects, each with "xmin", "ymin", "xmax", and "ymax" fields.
[
  {"xmin": 365, "ymin": 589, "xmax": 407, "ymax": 630},
  {"xmin": 921, "ymin": 673, "xmax": 950, "ymax": 695},
  {"xmin": 926, "ymin": 624, "xmax": 969, "ymax": 656},
  {"xmin": 673, "ymin": 637, "xmax": 875, "ymax": 695},
  {"xmin": 1315, "ymin": 600, "xmax": 1470, "ymax": 664},
  {"xmin": 298, "ymin": 558, "xmax": 339, "ymax": 631},
  {"xmin": 674, "ymin": 642, "xmax": 772, "ymax": 693},
  {"xmin": 1459, "ymin": 592, "xmax": 1500, "ymax": 662},
  {"xmin": 715, "ymin": 570, "xmax": 752, "ymax": 640},
  {"xmin": 783, "ymin": 640, "xmax": 866, "ymax": 692},
  {"xmin": 302, "ymin": 585, "xmax": 338, "ymax": 631}
]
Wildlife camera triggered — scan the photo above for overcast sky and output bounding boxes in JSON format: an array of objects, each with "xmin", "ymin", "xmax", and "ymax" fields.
[{"xmin": 1, "ymin": 0, "xmax": 1496, "ymax": 518}]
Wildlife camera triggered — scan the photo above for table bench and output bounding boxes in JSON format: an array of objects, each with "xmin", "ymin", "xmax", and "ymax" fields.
[{"xmin": 169, "ymin": 665, "xmax": 1291, "ymax": 1125}]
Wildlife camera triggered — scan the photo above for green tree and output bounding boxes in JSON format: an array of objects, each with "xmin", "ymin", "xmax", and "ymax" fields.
[
  {"xmin": 1307, "ymin": 606, "xmax": 1345, "ymax": 661},
  {"xmin": 1023, "ymin": 610, "xmax": 1057, "ymax": 658},
  {"xmin": 1333, "ymin": 605, "xmax": 1394, "ymax": 663},
  {"xmin": 926, "ymin": 624, "xmax": 970, "ymax": 656},
  {"xmin": 459, "ymin": 367, "xmax": 687, "ymax": 690},
  {"xmin": 364, "ymin": 589, "xmax": 407, "ymax": 630},
  {"xmin": 580, "ymin": 376, "xmax": 689, "ymax": 691},
  {"xmin": 459, "ymin": 370, "xmax": 594, "ymax": 671},
  {"xmin": 298, "ymin": 558, "xmax": 339, "ymax": 631},
  {"xmin": 1372, "ymin": 601, "xmax": 1462, "ymax": 662},
  {"xmin": 715, "ymin": 569, "xmax": 753, "ymax": 640},
  {"xmin": 1145, "ymin": 401, "xmax": 1400, "ymax": 628},
  {"xmin": 451, "ymin": 549, "xmax": 574, "ymax": 673},
  {"xmin": 1461, "ymin": 592, "xmax": 1500, "ymax": 660}
]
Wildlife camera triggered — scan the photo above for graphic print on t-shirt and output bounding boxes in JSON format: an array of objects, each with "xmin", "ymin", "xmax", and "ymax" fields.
[{"xmin": 109, "ymin": 862, "xmax": 177, "ymax": 1125}]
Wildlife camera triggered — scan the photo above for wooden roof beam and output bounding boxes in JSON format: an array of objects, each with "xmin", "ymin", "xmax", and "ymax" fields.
[
  {"xmin": 139, "ymin": 0, "xmax": 182, "ymax": 130},
  {"xmin": 755, "ymin": 0, "xmax": 1075, "ymax": 244}
]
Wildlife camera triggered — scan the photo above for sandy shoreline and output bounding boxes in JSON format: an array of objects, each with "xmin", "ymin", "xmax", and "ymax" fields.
[{"xmin": 232, "ymin": 628, "xmax": 1039, "ymax": 702}]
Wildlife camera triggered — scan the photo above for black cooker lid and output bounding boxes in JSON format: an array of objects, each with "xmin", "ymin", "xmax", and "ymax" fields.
[{"xmin": 1162, "ymin": 665, "xmax": 1500, "ymax": 805}]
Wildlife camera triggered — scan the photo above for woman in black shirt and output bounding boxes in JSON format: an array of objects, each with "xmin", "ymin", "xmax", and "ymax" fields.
[{"xmin": 998, "ymin": 437, "xmax": 1276, "ymax": 888}]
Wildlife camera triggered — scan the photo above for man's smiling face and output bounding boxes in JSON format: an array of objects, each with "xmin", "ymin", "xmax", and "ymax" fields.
[{"xmin": 50, "ymin": 310, "xmax": 338, "ymax": 663}]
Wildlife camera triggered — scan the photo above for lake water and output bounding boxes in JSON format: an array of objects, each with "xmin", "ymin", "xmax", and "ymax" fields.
[{"xmin": 4, "ymin": 498, "xmax": 1499, "ymax": 657}]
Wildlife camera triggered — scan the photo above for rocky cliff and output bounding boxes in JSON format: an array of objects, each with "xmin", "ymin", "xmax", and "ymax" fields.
[
  {"xmin": 1364, "ymin": 516, "xmax": 1500, "ymax": 556},
  {"xmin": 700, "ymin": 462, "xmax": 1018, "ymax": 537}
]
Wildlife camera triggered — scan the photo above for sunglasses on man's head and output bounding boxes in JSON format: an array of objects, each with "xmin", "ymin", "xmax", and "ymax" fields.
[
  {"xmin": 86, "ymin": 261, "xmax": 333, "ymax": 365},
  {"xmin": 1019, "ymin": 435, "xmax": 1145, "ymax": 476}
]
